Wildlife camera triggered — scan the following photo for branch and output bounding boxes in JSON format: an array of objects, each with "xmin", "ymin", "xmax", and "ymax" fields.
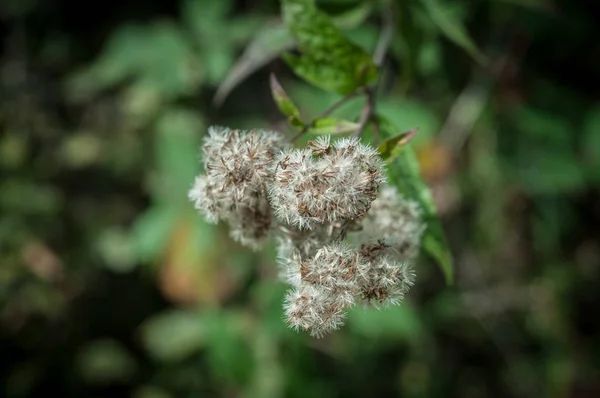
[
  {"xmin": 292, "ymin": 89, "xmax": 361, "ymax": 141},
  {"xmin": 354, "ymin": 0, "xmax": 394, "ymax": 139},
  {"xmin": 354, "ymin": 87, "xmax": 375, "ymax": 136}
]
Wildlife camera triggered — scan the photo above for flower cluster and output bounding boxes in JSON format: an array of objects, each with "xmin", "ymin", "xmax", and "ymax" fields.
[
  {"xmin": 269, "ymin": 136, "xmax": 385, "ymax": 229},
  {"xmin": 189, "ymin": 126, "xmax": 287, "ymax": 249},
  {"xmin": 189, "ymin": 126, "xmax": 424, "ymax": 337}
]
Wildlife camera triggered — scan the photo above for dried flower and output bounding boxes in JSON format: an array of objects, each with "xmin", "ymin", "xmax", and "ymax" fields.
[
  {"xmin": 189, "ymin": 126, "xmax": 286, "ymax": 248},
  {"xmin": 284, "ymin": 284, "xmax": 348, "ymax": 338},
  {"xmin": 357, "ymin": 255, "xmax": 415, "ymax": 308},
  {"xmin": 269, "ymin": 136, "xmax": 385, "ymax": 230},
  {"xmin": 190, "ymin": 127, "xmax": 424, "ymax": 337},
  {"xmin": 301, "ymin": 242, "xmax": 362, "ymax": 302},
  {"xmin": 353, "ymin": 186, "xmax": 425, "ymax": 262},
  {"xmin": 276, "ymin": 227, "xmax": 327, "ymax": 287},
  {"xmin": 188, "ymin": 175, "xmax": 221, "ymax": 224},
  {"xmin": 228, "ymin": 196, "xmax": 273, "ymax": 250},
  {"xmin": 280, "ymin": 242, "xmax": 360, "ymax": 336}
]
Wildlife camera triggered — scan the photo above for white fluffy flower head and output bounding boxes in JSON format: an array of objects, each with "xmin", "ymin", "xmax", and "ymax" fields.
[
  {"xmin": 354, "ymin": 186, "xmax": 425, "ymax": 262},
  {"xmin": 269, "ymin": 136, "xmax": 386, "ymax": 229},
  {"xmin": 189, "ymin": 126, "xmax": 286, "ymax": 248},
  {"xmin": 189, "ymin": 127, "xmax": 424, "ymax": 337}
]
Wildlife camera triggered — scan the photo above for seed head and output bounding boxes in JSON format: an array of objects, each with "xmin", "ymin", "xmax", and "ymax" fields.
[
  {"xmin": 354, "ymin": 186, "xmax": 425, "ymax": 261},
  {"xmin": 189, "ymin": 126, "xmax": 287, "ymax": 249},
  {"xmin": 284, "ymin": 284, "xmax": 348, "ymax": 338},
  {"xmin": 357, "ymin": 255, "xmax": 416, "ymax": 308},
  {"xmin": 228, "ymin": 196, "xmax": 273, "ymax": 249},
  {"xmin": 269, "ymin": 137, "xmax": 386, "ymax": 229},
  {"xmin": 201, "ymin": 126, "xmax": 286, "ymax": 204}
]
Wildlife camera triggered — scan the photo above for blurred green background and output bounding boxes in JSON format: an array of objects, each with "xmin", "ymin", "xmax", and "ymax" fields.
[{"xmin": 1, "ymin": 0, "xmax": 599, "ymax": 397}]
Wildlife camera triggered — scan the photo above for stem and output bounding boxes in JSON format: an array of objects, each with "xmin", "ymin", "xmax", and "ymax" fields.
[
  {"xmin": 354, "ymin": 87, "xmax": 375, "ymax": 137},
  {"xmin": 292, "ymin": 89, "xmax": 361, "ymax": 142},
  {"xmin": 321, "ymin": 90, "xmax": 360, "ymax": 118},
  {"xmin": 353, "ymin": 0, "xmax": 394, "ymax": 138}
]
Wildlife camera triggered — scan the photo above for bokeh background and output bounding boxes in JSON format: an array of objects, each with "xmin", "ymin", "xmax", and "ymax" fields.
[{"xmin": 1, "ymin": 0, "xmax": 599, "ymax": 397}]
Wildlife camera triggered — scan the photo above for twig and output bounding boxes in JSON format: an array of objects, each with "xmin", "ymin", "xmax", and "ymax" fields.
[
  {"xmin": 353, "ymin": 0, "xmax": 395, "ymax": 138},
  {"xmin": 321, "ymin": 90, "xmax": 360, "ymax": 118},
  {"xmin": 292, "ymin": 89, "xmax": 361, "ymax": 141},
  {"xmin": 371, "ymin": 113, "xmax": 381, "ymax": 144},
  {"xmin": 354, "ymin": 87, "xmax": 375, "ymax": 137}
]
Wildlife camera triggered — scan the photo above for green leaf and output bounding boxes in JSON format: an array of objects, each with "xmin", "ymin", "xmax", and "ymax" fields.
[
  {"xmin": 213, "ymin": 6, "xmax": 370, "ymax": 106},
  {"xmin": 214, "ymin": 22, "xmax": 294, "ymax": 105},
  {"xmin": 140, "ymin": 309, "xmax": 205, "ymax": 362},
  {"xmin": 130, "ymin": 205, "xmax": 179, "ymax": 263},
  {"xmin": 422, "ymin": 229, "xmax": 453, "ymax": 281},
  {"xmin": 307, "ymin": 117, "xmax": 359, "ymax": 134},
  {"xmin": 420, "ymin": 0, "xmax": 486, "ymax": 64},
  {"xmin": 378, "ymin": 98, "xmax": 439, "ymax": 147},
  {"xmin": 66, "ymin": 23, "xmax": 200, "ymax": 100},
  {"xmin": 181, "ymin": 0, "xmax": 236, "ymax": 85},
  {"xmin": 329, "ymin": 2, "xmax": 373, "ymax": 29},
  {"xmin": 96, "ymin": 227, "xmax": 137, "ymax": 273},
  {"xmin": 282, "ymin": 53, "xmax": 372, "ymax": 95},
  {"xmin": 281, "ymin": 0, "xmax": 378, "ymax": 94},
  {"xmin": 60, "ymin": 132, "xmax": 103, "ymax": 168},
  {"xmin": 346, "ymin": 304, "xmax": 423, "ymax": 339},
  {"xmin": 377, "ymin": 127, "xmax": 418, "ymax": 161},
  {"xmin": 203, "ymin": 310, "xmax": 254, "ymax": 384},
  {"xmin": 181, "ymin": 0, "xmax": 231, "ymax": 41},
  {"xmin": 269, "ymin": 73, "xmax": 302, "ymax": 122},
  {"xmin": 153, "ymin": 108, "xmax": 204, "ymax": 205},
  {"xmin": 250, "ymin": 280, "xmax": 289, "ymax": 338},
  {"xmin": 380, "ymin": 117, "xmax": 453, "ymax": 284}
]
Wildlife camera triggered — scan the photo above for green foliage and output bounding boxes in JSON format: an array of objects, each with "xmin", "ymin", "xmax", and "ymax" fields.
[
  {"xmin": 216, "ymin": 24, "xmax": 294, "ymax": 105},
  {"xmin": 377, "ymin": 127, "xmax": 418, "ymax": 162},
  {"xmin": 347, "ymin": 304, "xmax": 424, "ymax": 339},
  {"xmin": 281, "ymin": 0, "xmax": 378, "ymax": 94},
  {"xmin": 1, "ymin": 0, "xmax": 598, "ymax": 396},
  {"xmin": 181, "ymin": 0, "xmax": 260, "ymax": 85},
  {"xmin": 306, "ymin": 116, "xmax": 360, "ymax": 134},
  {"xmin": 203, "ymin": 310, "xmax": 254, "ymax": 385},
  {"xmin": 67, "ymin": 23, "xmax": 201, "ymax": 100},
  {"xmin": 130, "ymin": 206, "xmax": 179, "ymax": 263},
  {"xmin": 96, "ymin": 228, "xmax": 137, "ymax": 273},
  {"xmin": 377, "ymin": 98, "xmax": 439, "ymax": 145},
  {"xmin": 380, "ymin": 117, "xmax": 454, "ymax": 284},
  {"xmin": 153, "ymin": 109, "xmax": 203, "ymax": 204},
  {"xmin": 508, "ymin": 106, "xmax": 587, "ymax": 195},
  {"xmin": 215, "ymin": 2, "xmax": 371, "ymax": 105},
  {"xmin": 270, "ymin": 74, "xmax": 303, "ymax": 125}
]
